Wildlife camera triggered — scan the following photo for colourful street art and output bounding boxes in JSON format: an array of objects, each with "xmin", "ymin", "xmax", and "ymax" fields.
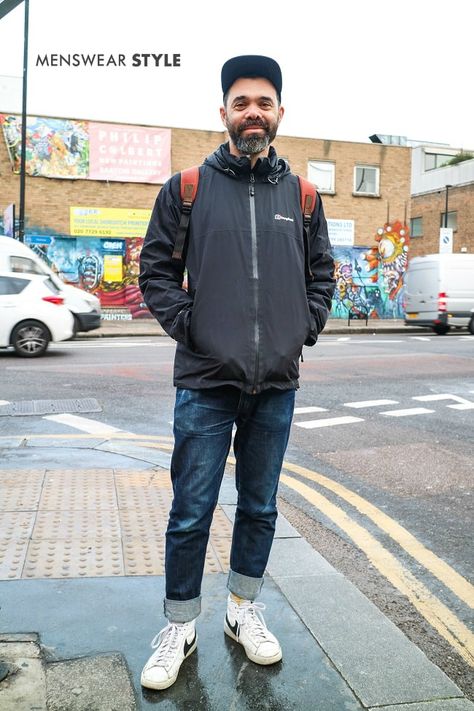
[
  {"xmin": 0, "ymin": 114, "xmax": 171, "ymax": 184},
  {"xmin": 1, "ymin": 115, "xmax": 89, "ymax": 178},
  {"xmin": 25, "ymin": 235, "xmax": 151, "ymax": 319},
  {"xmin": 332, "ymin": 221, "xmax": 410, "ymax": 319}
]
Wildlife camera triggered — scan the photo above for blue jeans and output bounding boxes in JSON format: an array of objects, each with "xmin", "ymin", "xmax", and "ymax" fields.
[{"xmin": 164, "ymin": 385, "xmax": 295, "ymax": 622}]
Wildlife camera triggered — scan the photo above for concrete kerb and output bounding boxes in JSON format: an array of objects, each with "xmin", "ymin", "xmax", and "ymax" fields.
[
  {"xmin": 219, "ymin": 475, "xmax": 472, "ymax": 710},
  {"xmin": 76, "ymin": 319, "xmax": 429, "ymax": 339}
]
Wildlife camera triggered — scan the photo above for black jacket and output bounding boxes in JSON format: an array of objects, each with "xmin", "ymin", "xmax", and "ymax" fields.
[{"xmin": 139, "ymin": 143, "xmax": 335, "ymax": 393}]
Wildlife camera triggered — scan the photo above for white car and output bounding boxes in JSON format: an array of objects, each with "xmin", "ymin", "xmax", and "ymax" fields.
[
  {"xmin": 0, "ymin": 272, "xmax": 73, "ymax": 357},
  {"xmin": 0, "ymin": 236, "xmax": 101, "ymax": 335}
]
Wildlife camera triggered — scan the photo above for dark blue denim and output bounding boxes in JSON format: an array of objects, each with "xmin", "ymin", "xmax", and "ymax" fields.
[{"xmin": 164, "ymin": 385, "xmax": 295, "ymax": 622}]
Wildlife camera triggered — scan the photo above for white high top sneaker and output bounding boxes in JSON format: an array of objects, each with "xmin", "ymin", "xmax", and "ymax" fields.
[
  {"xmin": 141, "ymin": 619, "xmax": 197, "ymax": 690},
  {"xmin": 224, "ymin": 594, "xmax": 282, "ymax": 665}
]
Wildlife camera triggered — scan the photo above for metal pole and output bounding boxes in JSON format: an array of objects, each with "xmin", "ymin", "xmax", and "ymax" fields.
[
  {"xmin": 18, "ymin": 0, "xmax": 29, "ymax": 242},
  {"xmin": 444, "ymin": 185, "xmax": 449, "ymax": 229}
]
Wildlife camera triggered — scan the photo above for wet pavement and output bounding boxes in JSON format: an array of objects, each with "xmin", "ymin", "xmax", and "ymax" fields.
[
  {"xmin": 0, "ymin": 456, "xmax": 472, "ymax": 709},
  {"xmin": 1, "ymin": 318, "xmax": 473, "ymax": 708}
]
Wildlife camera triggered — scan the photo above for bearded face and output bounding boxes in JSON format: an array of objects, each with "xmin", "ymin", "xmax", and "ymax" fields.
[
  {"xmin": 225, "ymin": 115, "xmax": 279, "ymax": 155},
  {"xmin": 220, "ymin": 77, "xmax": 284, "ymax": 158}
]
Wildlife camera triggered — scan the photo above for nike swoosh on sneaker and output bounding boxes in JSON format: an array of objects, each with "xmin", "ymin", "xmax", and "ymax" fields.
[
  {"xmin": 226, "ymin": 614, "xmax": 239, "ymax": 638},
  {"xmin": 184, "ymin": 632, "xmax": 197, "ymax": 657}
]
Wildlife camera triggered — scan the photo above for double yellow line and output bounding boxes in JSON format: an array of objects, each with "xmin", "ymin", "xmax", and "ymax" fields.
[
  {"xmin": 278, "ymin": 461, "xmax": 474, "ymax": 667},
  {"xmin": 5, "ymin": 433, "xmax": 473, "ymax": 665}
]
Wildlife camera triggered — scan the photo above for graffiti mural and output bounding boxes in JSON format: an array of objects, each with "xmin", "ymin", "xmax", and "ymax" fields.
[
  {"xmin": 332, "ymin": 221, "xmax": 410, "ymax": 319},
  {"xmin": 25, "ymin": 235, "xmax": 151, "ymax": 319}
]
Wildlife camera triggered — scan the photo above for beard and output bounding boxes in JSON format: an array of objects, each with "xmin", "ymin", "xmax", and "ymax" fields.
[{"xmin": 226, "ymin": 117, "xmax": 279, "ymax": 155}]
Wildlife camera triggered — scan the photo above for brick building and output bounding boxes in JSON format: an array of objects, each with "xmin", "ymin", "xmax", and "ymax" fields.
[
  {"xmin": 0, "ymin": 113, "xmax": 412, "ymax": 319},
  {"xmin": 410, "ymin": 145, "xmax": 474, "ymax": 256},
  {"xmin": 1, "ymin": 115, "xmax": 411, "ymax": 243}
]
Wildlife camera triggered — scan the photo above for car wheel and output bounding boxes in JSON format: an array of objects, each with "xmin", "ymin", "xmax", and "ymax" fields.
[
  {"xmin": 11, "ymin": 320, "xmax": 51, "ymax": 357},
  {"xmin": 432, "ymin": 324, "xmax": 450, "ymax": 335},
  {"xmin": 469, "ymin": 317, "xmax": 474, "ymax": 335}
]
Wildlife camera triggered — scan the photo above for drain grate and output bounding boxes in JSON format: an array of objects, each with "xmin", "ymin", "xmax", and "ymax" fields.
[{"xmin": 0, "ymin": 398, "xmax": 102, "ymax": 417}]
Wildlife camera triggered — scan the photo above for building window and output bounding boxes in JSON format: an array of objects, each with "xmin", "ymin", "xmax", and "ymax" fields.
[
  {"xmin": 425, "ymin": 152, "xmax": 454, "ymax": 171},
  {"xmin": 410, "ymin": 217, "xmax": 423, "ymax": 237},
  {"xmin": 307, "ymin": 161, "xmax": 335, "ymax": 193},
  {"xmin": 440, "ymin": 211, "xmax": 457, "ymax": 231},
  {"xmin": 353, "ymin": 165, "xmax": 379, "ymax": 196}
]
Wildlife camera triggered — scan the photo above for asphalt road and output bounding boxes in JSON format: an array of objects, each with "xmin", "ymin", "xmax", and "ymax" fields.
[{"xmin": 1, "ymin": 332, "xmax": 473, "ymax": 698}]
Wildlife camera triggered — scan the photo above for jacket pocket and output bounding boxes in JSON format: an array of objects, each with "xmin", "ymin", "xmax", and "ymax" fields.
[{"xmin": 170, "ymin": 305, "xmax": 194, "ymax": 349}]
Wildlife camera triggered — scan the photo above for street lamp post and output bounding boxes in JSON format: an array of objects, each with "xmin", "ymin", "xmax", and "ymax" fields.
[
  {"xmin": 0, "ymin": 0, "xmax": 29, "ymax": 242},
  {"xmin": 18, "ymin": 0, "xmax": 29, "ymax": 242},
  {"xmin": 444, "ymin": 184, "xmax": 453, "ymax": 229}
]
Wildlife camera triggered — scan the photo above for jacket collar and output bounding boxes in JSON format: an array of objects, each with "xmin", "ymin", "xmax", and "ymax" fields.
[{"xmin": 204, "ymin": 142, "xmax": 290, "ymax": 182}]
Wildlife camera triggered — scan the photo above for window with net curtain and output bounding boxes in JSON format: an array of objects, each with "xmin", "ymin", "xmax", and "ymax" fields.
[
  {"xmin": 354, "ymin": 165, "xmax": 379, "ymax": 195},
  {"xmin": 307, "ymin": 161, "xmax": 335, "ymax": 193}
]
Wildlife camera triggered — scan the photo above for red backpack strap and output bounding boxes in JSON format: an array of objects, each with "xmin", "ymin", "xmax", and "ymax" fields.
[
  {"xmin": 172, "ymin": 166, "xmax": 200, "ymax": 261},
  {"xmin": 297, "ymin": 176, "xmax": 318, "ymax": 281}
]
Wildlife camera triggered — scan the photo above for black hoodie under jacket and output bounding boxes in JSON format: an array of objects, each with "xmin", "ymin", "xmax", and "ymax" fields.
[{"xmin": 139, "ymin": 143, "xmax": 336, "ymax": 394}]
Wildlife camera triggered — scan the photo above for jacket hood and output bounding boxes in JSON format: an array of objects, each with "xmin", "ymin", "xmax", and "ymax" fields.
[{"xmin": 204, "ymin": 142, "xmax": 290, "ymax": 182}]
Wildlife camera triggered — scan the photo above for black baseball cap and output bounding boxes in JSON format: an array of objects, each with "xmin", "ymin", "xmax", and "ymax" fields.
[{"xmin": 221, "ymin": 55, "xmax": 282, "ymax": 101}]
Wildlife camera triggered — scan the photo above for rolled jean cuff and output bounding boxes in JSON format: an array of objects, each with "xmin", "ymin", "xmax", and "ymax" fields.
[
  {"xmin": 164, "ymin": 595, "xmax": 201, "ymax": 623},
  {"xmin": 227, "ymin": 570, "xmax": 264, "ymax": 601}
]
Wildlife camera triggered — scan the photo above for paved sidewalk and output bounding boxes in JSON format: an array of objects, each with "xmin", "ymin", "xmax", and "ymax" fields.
[
  {"xmin": 77, "ymin": 317, "xmax": 427, "ymax": 339},
  {"xmin": 0, "ymin": 451, "xmax": 472, "ymax": 709}
]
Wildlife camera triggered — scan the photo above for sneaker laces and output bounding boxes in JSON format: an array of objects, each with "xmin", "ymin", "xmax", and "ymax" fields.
[
  {"xmin": 148, "ymin": 623, "xmax": 188, "ymax": 670},
  {"xmin": 237, "ymin": 601, "xmax": 270, "ymax": 642}
]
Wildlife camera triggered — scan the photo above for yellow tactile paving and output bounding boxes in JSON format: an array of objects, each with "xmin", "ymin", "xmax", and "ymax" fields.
[
  {"xmin": 0, "ymin": 471, "xmax": 45, "ymax": 511},
  {"xmin": 22, "ymin": 538, "xmax": 124, "ymax": 578},
  {"xmin": 0, "ymin": 511, "xmax": 36, "ymax": 539},
  {"xmin": 0, "ymin": 469, "xmax": 233, "ymax": 580},
  {"xmin": 32, "ymin": 510, "xmax": 121, "ymax": 539},
  {"xmin": 0, "ymin": 538, "xmax": 29, "ymax": 579},
  {"xmin": 210, "ymin": 508, "xmax": 234, "ymax": 537},
  {"xmin": 39, "ymin": 469, "xmax": 117, "ymax": 510},
  {"xmin": 209, "ymin": 536, "xmax": 232, "ymax": 571},
  {"xmin": 119, "ymin": 507, "xmax": 170, "ymax": 537}
]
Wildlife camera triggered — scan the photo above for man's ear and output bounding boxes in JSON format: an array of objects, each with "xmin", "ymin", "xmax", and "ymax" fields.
[
  {"xmin": 278, "ymin": 105, "xmax": 285, "ymax": 124},
  {"xmin": 219, "ymin": 106, "xmax": 227, "ymax": 127}
]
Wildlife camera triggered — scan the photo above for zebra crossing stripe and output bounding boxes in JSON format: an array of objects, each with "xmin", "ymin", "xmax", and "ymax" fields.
[{"xmin": 295, "ymin": 416, "xmax": 363, "ymax": 429}]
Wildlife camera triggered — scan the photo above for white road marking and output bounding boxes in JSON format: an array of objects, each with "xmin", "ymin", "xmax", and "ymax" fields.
[
  {"xmin": 344, "ymin": 399, "xmax": 399, "ymax": 408},
  {"xmin": 295, "ymin": 416, "xmax": 364, "ymax": 429},
  {"xmin": 337, "ymin": 337, "xmax": 350, "ymax": 341},
  {"xmin": 409, "ymin": 336, "xmax": 431, "ymax": 341},
  {"xmin": 44, "ymin": 414, "xmax": 126, "ymax": 434},
  {"xmin": 346, "ymin": 340, "xmax": 404, "ymax": 344},
  {"xmin": 0, "ymin": 400, "xmax": 10, "ymax": 406},
  {"xmin": 413, "ymin": 394, "xmax": 474, "ymax": 410},
  {"xmin": 294, "ymin": 406, "xmax": 328, "ymax": 414},
  {"xmin": 380, "ymin": 408, "xmax": 435, "ymax": 417},
  {"xmin": 51, "ymin": 341, "xmax": 174, "ymax": 349}
]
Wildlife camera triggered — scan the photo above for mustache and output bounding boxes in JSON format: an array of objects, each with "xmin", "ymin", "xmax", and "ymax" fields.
[{"xmin": 238, "ymin": 118, "xmax": 268, "ymax": 132}]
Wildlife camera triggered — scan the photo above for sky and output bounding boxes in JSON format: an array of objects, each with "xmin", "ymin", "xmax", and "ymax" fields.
[{"xmin": 0, "ymin": 0, "xmax": 472, "ymax": 149}]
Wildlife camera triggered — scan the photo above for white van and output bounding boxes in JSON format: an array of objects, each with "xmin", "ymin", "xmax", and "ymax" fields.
[
  {"xmin": 404, "ymin": 253, "xmax": 474, "ymax": 335},
  {"xmin": 0, "ymin": 235, "xmax": 101, "ymax": 335}
]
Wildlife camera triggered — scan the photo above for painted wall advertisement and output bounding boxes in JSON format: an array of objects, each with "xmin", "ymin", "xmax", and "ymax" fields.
[
  {"xmin": 25, "ymin": 234, "xmax": 150, "ymax": 320},
  {"xmin": 0, "ymin": 114, "xmax": 171, "ymax": 184},
  {"xmin": 70, "ymin": 207, "xmax": 152, "ymax": 238},
  {"xmin": 24, "ymin": 218, "xmax": 410, "ymax": 321}
]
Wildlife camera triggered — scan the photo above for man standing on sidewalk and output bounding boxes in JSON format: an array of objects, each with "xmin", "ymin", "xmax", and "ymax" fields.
[{"xmin": 139, "ymin": 54, "xmax": 335, "ymax": 690}]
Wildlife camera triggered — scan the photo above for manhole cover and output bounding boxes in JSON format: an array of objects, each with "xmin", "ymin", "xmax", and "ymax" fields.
[{"xmin": 0, "ymin": 398, "xmax": 102, "ymax": 417}]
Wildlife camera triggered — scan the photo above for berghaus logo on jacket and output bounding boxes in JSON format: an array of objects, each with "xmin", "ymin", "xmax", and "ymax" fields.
[{"xmin": 274, "ymin": 213, "xmax": 294, "ymax": 222}]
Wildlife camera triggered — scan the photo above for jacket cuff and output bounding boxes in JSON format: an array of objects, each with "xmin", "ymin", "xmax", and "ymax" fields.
[{"xmin": 169, "ymin": 305, "xmax": 193, "ymax": 348}]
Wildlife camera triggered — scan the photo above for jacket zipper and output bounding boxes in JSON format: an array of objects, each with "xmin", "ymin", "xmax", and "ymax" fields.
[{"xmin": 249, "ymin": 172, "xmax": 260, "ymax": 394}]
